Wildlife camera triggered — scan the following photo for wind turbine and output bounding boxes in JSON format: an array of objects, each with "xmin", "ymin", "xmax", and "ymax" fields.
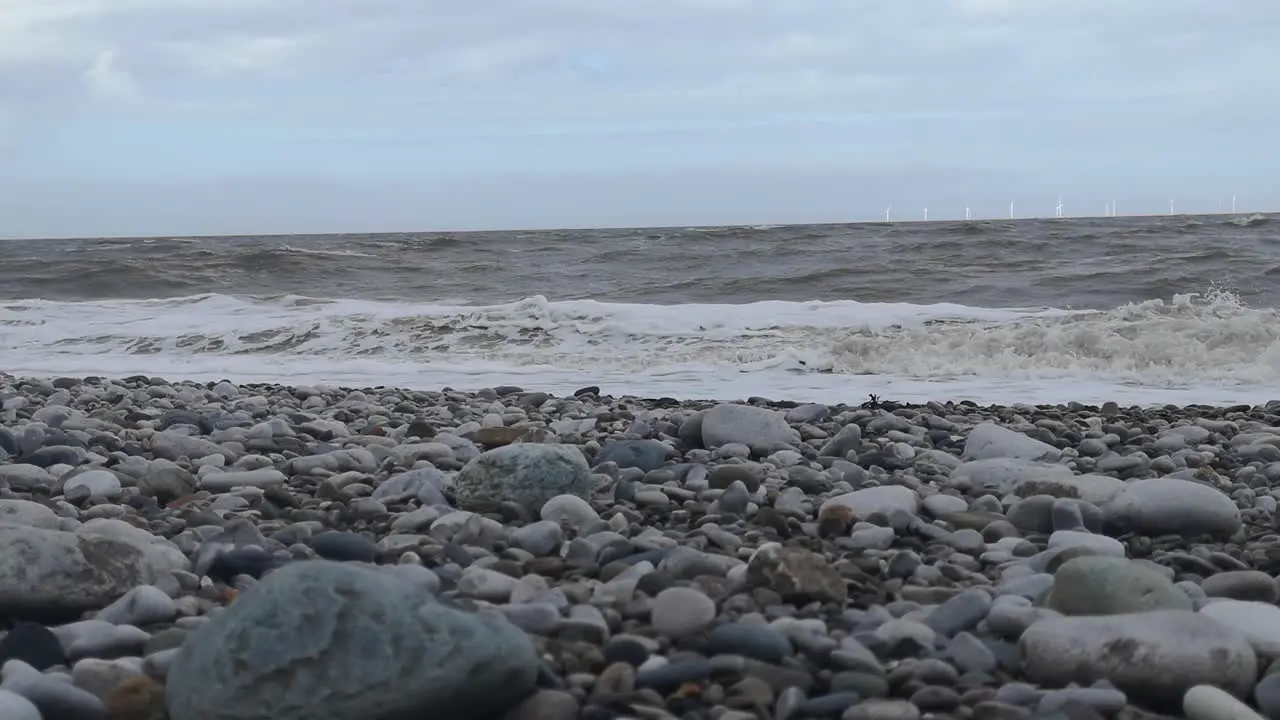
[
  {"xmin": 1055, "ymin": 197, "xmax": 1064, "ymax": 218},
  {"xmin": 923, "ymin": 207, "xmax": 929, "ymax": 221},
  {"xmin": 1009, "ymin": 201, "xmax": 1015, "ymax": 219},
  {"xmin": 965, "ymin": 205, "xmax": 973, "ymax": 221},
  {"xmin": 885, "ymin": 204, "xmax": 892, "ymax": 223},
  {"xmin": 1169, "ymin": 198, "xmax": 1175, "ymax": 216},
  {"xmin": 1232, "ymin": 194, "xmax": 1238, "ymax": 214}
]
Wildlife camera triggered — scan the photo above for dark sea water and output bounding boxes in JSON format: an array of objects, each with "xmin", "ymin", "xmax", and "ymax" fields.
[
  {"xmin": 4, "ymin": 213, "xmax": 1278, "ymax": 308},
  {"xmin": 1, "ymin": 213, "xmax": 1277, "ymax": 405}
]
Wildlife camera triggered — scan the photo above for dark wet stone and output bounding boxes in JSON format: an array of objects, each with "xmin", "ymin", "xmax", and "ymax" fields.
[
  {"xmin": 705, "ymin": 623, "xmax": 793, "ymax": 664},
  {"xmin": 797, "ymin": 691, "xmax": 863, "ymax": 717},
  {"xmin": 207, "ymin": 547, "xmax": 290, "ymax": 583},
  {"xmin": 602, "ymin": 637, "xmax": 651, "ymax": 667},
  {"xmin": 310, "ymin": 531, "xmax": 379, "ymax": 563},
  {"xmin": 0, "ymin": 622, "xmax": 67, "ymax": 671}
]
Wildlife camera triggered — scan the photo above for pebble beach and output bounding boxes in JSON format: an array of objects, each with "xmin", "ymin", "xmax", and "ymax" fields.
[{"xmin": 1, "ymin": 374, "xmax": 1279, "ymax": 720}]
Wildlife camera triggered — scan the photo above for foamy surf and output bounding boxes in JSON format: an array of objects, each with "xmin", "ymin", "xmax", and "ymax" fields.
[{"xmin": 2, "ymin": 289, "xmax": 1278, "ymax": 406}]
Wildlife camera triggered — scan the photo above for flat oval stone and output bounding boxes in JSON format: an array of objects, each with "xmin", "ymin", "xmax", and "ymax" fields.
[{"xmin": 1019, "ymin": 610, "xmax": 1257, "ymax": 704}]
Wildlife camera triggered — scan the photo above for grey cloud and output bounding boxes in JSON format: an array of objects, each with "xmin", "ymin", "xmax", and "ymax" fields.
[
  {"xmin": 1, "ymin": 0, "xmax": 1277, "ymax": 235},
  {"xmin": 7, "ymin": 1, "xmax": 1278, "ymax": 122}
]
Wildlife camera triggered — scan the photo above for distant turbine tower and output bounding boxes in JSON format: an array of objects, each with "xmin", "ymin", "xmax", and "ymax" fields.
[
  {"xmin": 1110, "ymin": 199, "xmax": 1116, "ymax": 217},
  {"xmin": 1169, "ymin": 198, "xmax": 1175, "ymax": 215},
  {"xmin": 1009, "ymin": 201, "xmax": 1015, "ymax": 219},
  {"xmin": 1232, "ymin": 194, "xmax": 1237, "ymax": 213},
  {"xmin": 885, "ymin": 204, "xmax": 892, "ymax": 222},
  {"xmin": 923, "ymin": 207, "xmax": 929, "ymax": 221},
  {"xmin": 1055, "ymin": 197, "xmax": 1064, "ymax": 218},
  {"xmin": 965, "ymin": 205, "xmax": 973, "ymax": 221}
]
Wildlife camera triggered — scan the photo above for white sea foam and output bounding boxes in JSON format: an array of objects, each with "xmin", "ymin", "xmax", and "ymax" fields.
[{"xmin": 2, "ymin": 289, "xmax": 1278, "ymax": 405}]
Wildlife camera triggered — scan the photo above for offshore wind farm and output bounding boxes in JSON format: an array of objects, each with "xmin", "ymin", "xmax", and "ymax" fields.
[{"xmin": 879, "ymin": 192, "xmax": 1255, "ymax": 223}]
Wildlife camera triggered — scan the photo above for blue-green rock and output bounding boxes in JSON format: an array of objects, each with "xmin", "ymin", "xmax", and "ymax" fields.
[
  {"xmin": 454, "ymin": 443, "xmax": 591, "ymax": 513},
  {"xmin": 165, "ymin": 560, "xmax": 539, "ymax": 720}
]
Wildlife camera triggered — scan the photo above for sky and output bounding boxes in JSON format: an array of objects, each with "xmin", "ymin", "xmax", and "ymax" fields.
[{"xmin": 1, "ymin": 0, "xmax": 1279, "ymax": 237}]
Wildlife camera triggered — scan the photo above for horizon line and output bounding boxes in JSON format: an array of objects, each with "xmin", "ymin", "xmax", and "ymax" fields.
[{"xmin": 1, "ymin": 208, "xmax": 1273, "ymax": 243}]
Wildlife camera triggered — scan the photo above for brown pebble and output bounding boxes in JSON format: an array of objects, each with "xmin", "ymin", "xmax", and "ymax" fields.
[
  {"xmin": 105, "ymin": 676, "xmax": 167, "ymax": 720},
  {"xmin": 593, "ymin": 661, "xmax": 636, "ymax": 698},
  {"xmin": 817, "ymin": 503, "xmax": 855, "ymax": 538}
]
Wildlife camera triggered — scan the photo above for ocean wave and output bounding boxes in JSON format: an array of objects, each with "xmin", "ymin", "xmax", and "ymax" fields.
[{"xmin": 2, "ymin": 289, "xmax": 1276, "ymax": 396}]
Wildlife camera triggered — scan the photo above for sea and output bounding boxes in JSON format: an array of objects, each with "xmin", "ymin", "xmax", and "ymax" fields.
[{"xmin": 2, "ymin": 213, "xmax": 1278, "ymax": 407}]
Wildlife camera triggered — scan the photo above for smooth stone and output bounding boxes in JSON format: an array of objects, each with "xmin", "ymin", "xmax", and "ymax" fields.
[
  {"xmin": 1253, "ymin": 671, "xmax": 1280, "ymax": 718},
  {"xmin": 949, "ymin": 460, "xmax": 1070, "ymax": 497},
  {"xmin": 650, "ymin": 588, "xmax": 716, "ymax": 638},
  {"xmin": 165, "ymin": 560, "xmax": 540, "ymax": 720},
  {"xmin": 701, "ymin": 403, "xmax": 796, "ymax": 449},
  {"xmin": 1045, "ymin": 530, "xmax": 1125, "ymax": 558},
  {"xmin": 71, "ymin": 657, "xmax": 144, "ymax": 701},
  {"xmin": 820, "ymin": 486, "xmax": 920, "ymax": 521},
  {"xmin": 1, "ymin": 659, "xmax": 107, "ymax": 720},
  {"xmin": 500, "ymin": 689, "xmax": 579, "ymax": 720},
  {"xmin": 539, "ymin": 495, "xmax": 599, "ymax": 530},
  {"xmin": 705, "ymin": 623, "xmax": 793, "ymax": 664},
  {"xmin": 1201, "ymin": 571, "xmax": 1278, "ymax": 603},
  {"xmin": 1043, "ymin": 556, "xmax": 1193, "ymax": 615},
  {"xmin": 1102, "ymin": 478, "xmax": 1242, "ymax": 539},
  {"xmin": 947, "ymin": 632, "xmax": 997, "ymax": 673},
  {"xmin": 963, "ymin": 424, "xmax": 1060, "ymax": 462},
  {"xmin": 63, "ymin": 469, "xmax": 124, "ymax": 500},
  {"xmin": 310, "ymin": 532, "xmax": 379, "ymax": 563},
  {"xmin": 52, "ymin": 619, "xmax": 150, "ymax": 660},
  {"xmin": 843, "ymin": 698, "xmax": 922, "ymax": 720},
  {"xmin": 0, "ymin": 689, "xmax": 40, "ymax": 720},
  {"xmin": 508, "ymin": 521, "xmax": 563, "ymax": 557},
  {"xmin": 635, "ymin": 658, "xmax": 713, "ymax": 689},
  {"xmin": 1199, "ymin": 600, "xmax": 1280, "ymax": 656},
  {"xmin": 1019, "ymin": 610, "xmax": 1257, "ymax": 702},
  {"xmin": 798, "ymin": 692, "xmax": 863, "ymax": 717},
  {"xmin": 199, "ymin": 468, "xmax": 286, "ymax": 492},
  {"xmin": 454, "ymin": 444, "xmax": 592, "ymax": 514},
  {"xmin": 0, "ymin": 523, "xmax": 182, "ymax": 621},
  {"xmin": 1037, "ymin": 687, "xmax": 1127, "ymax": 715},
  {"xmin": 0, "ymin": 623, "xmax": 67, "ymax": 671},
  {"xmin": 1183, "ymin": 684, "xmax": 1264, "ymax": 720},
  {"xmin": 0, "ymin": 499, "xmax": 61, "ymax": 530},
  {"xmin": 95, "ymin": 585, "xmax": 177, "ymax": 626},
  {"xmin": 922, "ymin": 494, "xmax": 968, "ymax": 518},
  {"xmin": 924, "ymin": 588, "xmax": 992, "ymax": 638}
]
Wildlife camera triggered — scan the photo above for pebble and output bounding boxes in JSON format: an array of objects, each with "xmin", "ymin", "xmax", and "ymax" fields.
[
  {"xmin": 650, "ymin": 587, "xmax": 717, "ymax": 638},
  {"xmin": 2, "ymin": 376, "xmax": 1280, "ymax": 718},
  {"xmin": 1184, "ymin": 684, "xmax": 1265, "ymax": 720}
]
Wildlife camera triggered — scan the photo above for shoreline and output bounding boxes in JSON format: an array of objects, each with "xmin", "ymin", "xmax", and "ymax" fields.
[
  {"xmin": 1, "ymin": 373, "xmax": 1277, "ymax": 719},
  {"xmin": 4, "ymin": 372, "xmax": 1275, "ymax": 413}
]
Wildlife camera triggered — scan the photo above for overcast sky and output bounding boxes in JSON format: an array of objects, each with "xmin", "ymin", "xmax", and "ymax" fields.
[{"xmin": 1, "ymin": 0, "xmax": 1278, "ymax": 237}]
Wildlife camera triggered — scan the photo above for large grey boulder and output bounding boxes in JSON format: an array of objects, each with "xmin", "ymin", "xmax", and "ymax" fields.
[
  {"xmin": 1102, "ymin": 477, "xmax": 1241, "ymax": 539},
  {"xmin": 166, "ymin": 560, "xmax": 540, "ymax": 720},
  {"xmin": 1020, "ymin": 611, "xmax": 1257, "ymax": 703},
  {"xmin": 946, "ymin": 458, "xmax": 1073, "ymax": 495},
  {"xmin": 0, "ymin": 522, "xmax": 183, "ymax": 620},
  {"xmin": 963, "ymin": 423, "xmax": 1061, "ymax": 462},
  {"xmin": 454, "ymin": 444, "xmax": 591, "ymax": 514},
  {"xmin": 700, "ymin": 404, "xmax": 796, "ymax": 449}
]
